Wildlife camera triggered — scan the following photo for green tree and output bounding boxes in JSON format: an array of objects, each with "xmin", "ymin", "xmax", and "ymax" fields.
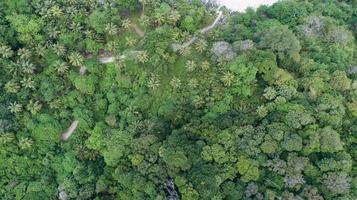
[
  {"xmin": 258, "ymin": 24, "xmax": 301, "ymax": 61},
  {"xmin": 6, "ymin": 14, "xmax": 43, "ymax": 44},
  {"xmin": 319, "ymin": 127, "xmax": 343, "ymax": 153},
  {"xmin": 282, "ymin": 133, "xmax": 302, "ymax": 152},
  {"xmin": 236, "ymin": 156, "xmax": 260, "ymax": 182},
  {"xmin": 68, "ymin": 52, "xmax": 84, "ymax": 67}
]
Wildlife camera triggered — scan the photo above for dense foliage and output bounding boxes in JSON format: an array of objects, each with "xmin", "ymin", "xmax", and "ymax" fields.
[{"xmin": 0, "ymin": 0, "xmax": 356, "ymax": 199}]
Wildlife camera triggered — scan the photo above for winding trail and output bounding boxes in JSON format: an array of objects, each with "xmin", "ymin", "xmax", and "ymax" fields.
[
  {"xmin": 68, "ymin": 4, "xmax": 223, "ymax": 141},
  {"xmin": 98, "ymin": 57, "xmax": 116, "ymax": 64},
  {"xmin": 96, "ymin": 23, "xmax": 144, "ymax": 64},
  {"xmin": 79, "ymin": 66, "xmax": 87, "ymax": 75},
  {"xmin": 199, "ymin": 6, "xmax": 223, "ymax": 34},
  {"xmin": 130, "ymin": 23, "xmax": 145, "ymax": 37},
  {"xmin": 172, "ymin": 6, "xmax": 223, "ymax": 52},
  {"xmin": 97, "ymin": 6, "xmax": 223, "ymax": 64}
]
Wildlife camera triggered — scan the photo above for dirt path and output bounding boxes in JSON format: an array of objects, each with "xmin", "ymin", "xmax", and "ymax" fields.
[
  {"xmin": 130, "ymin": 23, "xmax": 145, "ymax": 37},
  {"xmin": 172, "ymin": 6, "xmax": 223, "ymax": 52},
  {"xmin": 200, "ymin": 7, "xmax": 223, "ymax": 33},
  {"xmin": 61, "ymin": 120, "xmax": 79, "ymax": 141},
  {"xmin": 98, "ymin": 6, "xmax": 223, "ymax": 63},
  {"xmin": 94, "ymin": 6, "xmax": 223, "ymax": 64}
]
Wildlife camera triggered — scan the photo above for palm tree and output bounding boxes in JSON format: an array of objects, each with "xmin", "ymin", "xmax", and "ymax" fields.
[
  {"xmin": 186, "ymin": 60, "xmax": 196, "ymax": 72},
  {"xmin": 154, "ymin": 12, "xmax": 166, "ymax": 25},
  {"xmin": 147, "ymin": 74, "xmax": 160, "ymax": 89},
  {"xmin": 188, "ymin": 78, "xmax": 198, "ymax": 89},
  {"xmin": 35, "ymin": 44, "xmax": 47, "ymax": 57},
  {"xmin": 54, "ymin": 60, "xmax": 69, "ymax": 74},
  {"xmin": 7, "ymin": 61, "xmax": 20, "ymax": 76},
  {"xmin": 27, "ymin": 100, "xmax": 42, "ymax": 115},
  {"xmin": 49, "ymin": 98, "xmax": 61, "ymax": 109},
  {"xmin": 201, "ymin": 61, "xmax": 210, "ymax": 71},
  {"xmin": 180, "ymin": 46, "xmax": 192, "ymax": 57},
  {"xmin": 114, "ymin": 61, "xmax": 125, "ymax": 71},
  {"xmin": 170, "ymin": 77, "xmax": 181, "ymax": 89},
  {"xmin": 192, "ymin": 95, "xmax": 204, "ymax": 108},
  {"xmin": 48, "ymin": 28, "xmax": 60, "ymax": 39},
  {"xmin": 49, "ymin": 5, "xmax": 63, "ymax": 18},
  {"xmin": 122, "ymin": 19, "xmax": 131, "ymax": 30},
  {"xmin": 181, "ymin": 30, "xmax": 190, "ymax": 39},
  {"xmin": 106, "ymin": 41, "xmax": 118, "ymax": 52},
  {"xmin": 68, "ymin": 0, "xmax": 77, "ymax": 5},
  {"xmin": 137, "ymin": 51, "xmax": 149, "ymax": 63},
  {"xmin": 168, "ymin": 10, "xmax": 181, "ymax": 25},
  {"xmin": 21, "ymin": 78, "xmax": 35, "ymax": 89},
  {"xmin": 67, "ymin": 6, "xmax": 78, "ymax": 17},
  {"xmin": 52, "ymin": 43, "xmax": 66, "ymax": 56},
  {"xmin": 195, "ymin": 39, "xmax": 207, "ymax": 53},
  {"xmin": 84, "ymin": 30, "xmax": 95, "ymax": 39},
  {"xmin": 217, "ymin": 57, "xmax": 228, "ymax": 67},
  {"xmin": 221, "ymin": 71, "xmax": 235, "ymax": 86},
  {"xmin": 20, "ymin": 60, "xmax": 35, "ymax": 74},
  {"xmin": 8, "ymin": 102, "xmax": 22, "ymax": 113},
  {"xmin": 105, "ymin": 23, "xmax": 118, "ymax": 36},
  {"xmin": 0, "ymin": 133, "xmax": 15, "ymax": 144},
  {"xmin": 0, "ymin": 45, "xmax": 13, "ymax": 58},
  {"xmin": 4, "ymin": 81, "xmax": 20, "ymax": 93},
  {"xmin": 18, "ymin": 48, "xmax": 31, "ymax": 60},
  {"xmin": 68, "ymin": 52, "xmax": 84, "ymax": 67},
  {"xmin": 69, "ymin": 22, "xmax": 83, "ymax": 32},
  {"xmin": 160, "ymin": 51, "xmax": 170, "ymax": 62},
  {"xmin": 126, "ymin": 37, "xmax": 137, "ymax": 47},
  {"xmin": 18, "ymin": 138, "xmax": 33, "ymax": 150},
  {"xmin": 140, "ymin": 15, "xmax": 150, "ymax": 27},
  {"xmin": 172, "ymin": 31, "xmax": 181, "ymax": 41}
]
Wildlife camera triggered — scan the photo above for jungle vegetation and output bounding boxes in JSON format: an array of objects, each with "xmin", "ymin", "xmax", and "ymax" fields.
[{"xmin": 0, "ymin": 0, "xmax": 357, "ymax": 199}]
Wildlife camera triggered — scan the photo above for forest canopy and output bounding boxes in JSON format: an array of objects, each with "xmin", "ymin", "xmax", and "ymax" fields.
[{"xmin": 0, "ymin": 0, "xmax": 356, "ymax": 199}]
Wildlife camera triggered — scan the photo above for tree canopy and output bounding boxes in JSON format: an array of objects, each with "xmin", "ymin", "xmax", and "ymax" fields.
[{"xmin": 0, "ymin": 0, "xmax": 356, "ymax": 199}]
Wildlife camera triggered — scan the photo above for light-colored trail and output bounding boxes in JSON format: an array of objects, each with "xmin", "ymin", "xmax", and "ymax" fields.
[
  {"xmin": 172, "ymin": 6, "xmax": 223, "ymax": 52},
  {"xmin": 61, "ymin": 120, "xmax": 78, "ymax": 141},
  {"xmin": 97, "ymin": 6, "xmax": 223, "ymax": 63},
  {"xmin": 200, "ymin": 7, "xmax": 223, "ymax": 34},
  {"xmin": 130, "ymin": 23, "xmax": 145, "ymax": 37}
]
